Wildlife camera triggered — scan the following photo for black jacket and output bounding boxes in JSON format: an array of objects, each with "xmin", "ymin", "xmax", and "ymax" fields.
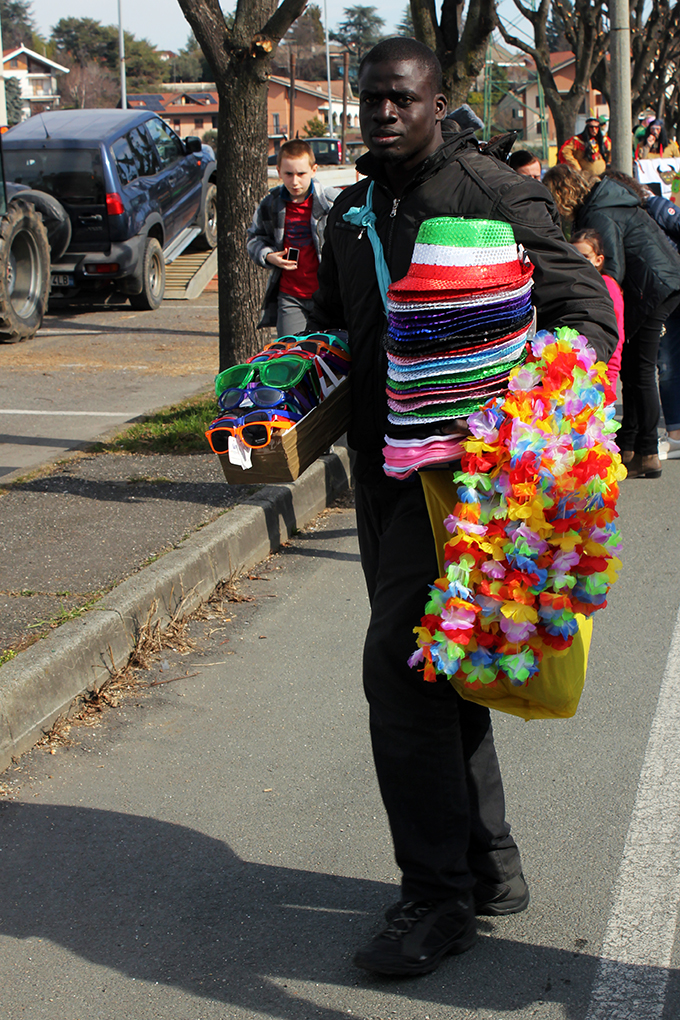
[
  {"xmin": 575, "ymin": 177, "xmax": 680, "ymax": 337},
  {"xmin": 309, "ymin": 127, "xmax": 619, "ymax": 480},
  {"xmin": 646, "ymin": 194, "xmax": 680, "ymax": 250}
]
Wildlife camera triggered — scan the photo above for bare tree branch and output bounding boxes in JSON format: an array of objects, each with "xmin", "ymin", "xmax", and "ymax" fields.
[
  {"xmin": 498, "ymin": 0, "xmax": 606, "ymax": 146},
  {"xmin": 410, "ymin": 0, "xmax": 442, "ymax": 55},
  {"xmin": 260, "ymin": 0, "xmax": 310, "ymax": 48},
  {"xmin": 410, "ymin": 0, "xmax": 496, "ymax": 106}
]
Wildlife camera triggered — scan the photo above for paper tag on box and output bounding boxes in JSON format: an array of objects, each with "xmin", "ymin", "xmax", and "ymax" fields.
[{"xmin": 228, "ymin": 434, "xmax": 252, "ymax": 469}]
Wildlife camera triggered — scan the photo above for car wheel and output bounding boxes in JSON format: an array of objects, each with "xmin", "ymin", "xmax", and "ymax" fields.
[
  {"xmin": 129, "ymin": 237, "xmax": 165, "ymax": 310},
  {"xmin": 0, "ymin": 200, "xmax": 50, "ymax": 343},
  {"xmin": 197, "ymin": 183, "xmax": 217, "ymax": 250}
]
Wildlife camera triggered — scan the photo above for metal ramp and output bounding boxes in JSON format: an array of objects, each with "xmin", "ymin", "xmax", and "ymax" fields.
[{"xmin": 163, "ymin": 246, "xmax": 217, "ymax": 300}]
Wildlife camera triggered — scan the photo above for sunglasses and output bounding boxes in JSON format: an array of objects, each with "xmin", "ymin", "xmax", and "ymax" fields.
[
  {"xmin": 274, "ymin": 332, "xmax": 350, "ymax": 355},
  {"xmin": 254, "ymin": 345, "xmax": 348, "ymax": 398},
  {"xmin": 217, "ymin": 381, "xmax": 315, "ymax": 415},
  {"xmin": 205, "ymin": 409, "xmax": 299, "ymax": 453},
  {"xmin": 215, "ymin": 354, "xmax": 321, "ymax": 398},
  {"xmin": 264, "ymin": 336, "xmax": 351, "ymax": 362}
]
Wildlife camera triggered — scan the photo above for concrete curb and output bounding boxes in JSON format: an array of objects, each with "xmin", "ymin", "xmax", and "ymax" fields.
[{"xmin": 0, "ymin": 447, "xmax": 352, "ymax": 772}]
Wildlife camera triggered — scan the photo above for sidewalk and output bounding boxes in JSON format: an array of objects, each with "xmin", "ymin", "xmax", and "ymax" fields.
[{"xmin": 0, "ymin": 442, "xmax": 351, "ymax": 771}]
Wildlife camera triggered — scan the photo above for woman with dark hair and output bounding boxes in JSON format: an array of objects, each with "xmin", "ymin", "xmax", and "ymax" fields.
[
  {"xmin": 543, "ymin": 163, "xmax": 680, "ymax": 478},
  {"xmin": 635, "ymin": 119, "xmax": 680, "ymax": 159}
]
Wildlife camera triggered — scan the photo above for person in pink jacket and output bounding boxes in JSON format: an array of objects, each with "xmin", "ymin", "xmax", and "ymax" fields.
[{"xmin": 571, "ymin": 228, "xmax": 625, "ymax": 385}]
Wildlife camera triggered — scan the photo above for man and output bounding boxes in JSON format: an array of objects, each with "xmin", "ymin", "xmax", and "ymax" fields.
[
  {"xmin": 309, "ymin": 37, "xmax": 618, "ymax": 978},
  {"xmin": 558, "ymin": 117, "xmax": 611, "ymax": 176},
  {"xmin": 246, "ymin": 139, "xmax": 339, "ymax": 335},
  {"xmin": 508, "ymin": 149, "xmax": 542, "ymax": 179}
]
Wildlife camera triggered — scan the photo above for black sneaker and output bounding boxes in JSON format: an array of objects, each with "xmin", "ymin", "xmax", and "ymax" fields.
[
  {"xmin": 354, "ymin": 897, "xmax": 476, "ymax": 976},
  {"xmin": 385, "ymin": 872, "xmax": 530, "ymax": 923},
  {"xmin": 474, "ymin": 872, "xmax": 530, "ymax": 916}
]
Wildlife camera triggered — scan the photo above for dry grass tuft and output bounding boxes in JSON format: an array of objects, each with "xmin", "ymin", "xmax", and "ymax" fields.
[
  {"xmin": 35, "ymin": 594, "xmax": 198, "ymax": 749},
  {"xmin": 29, "ymin": 567, "xmax": 271, "ymax": 753}
]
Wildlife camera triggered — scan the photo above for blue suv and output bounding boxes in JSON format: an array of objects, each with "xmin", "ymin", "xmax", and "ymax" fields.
[{"xmin": 2, "ymin": 109, "xmax": 217, "ymax": 309}]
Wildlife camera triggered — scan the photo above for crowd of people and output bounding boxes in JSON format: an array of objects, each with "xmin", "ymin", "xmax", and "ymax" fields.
[
  {"xmin": 242, "ymin": 38, "xmax": 676, "ymax": 978},
  {"xmin": 556, "ymin": 113, "xmax": 680, "ymax": 177}
]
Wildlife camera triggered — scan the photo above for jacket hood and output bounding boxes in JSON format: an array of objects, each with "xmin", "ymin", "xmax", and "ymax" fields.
[
  {"xmin": 355, "ymin": 124, "xmax": 478, "ymax": 189},
  {"xmin": 584, "ymin": 176, "xmax": 641, "ymax": 212}
]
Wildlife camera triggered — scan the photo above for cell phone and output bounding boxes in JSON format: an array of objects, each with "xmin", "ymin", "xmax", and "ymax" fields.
[{"xmin": 287, "ymin": 247, "xmax": 300, "ymax": 264}]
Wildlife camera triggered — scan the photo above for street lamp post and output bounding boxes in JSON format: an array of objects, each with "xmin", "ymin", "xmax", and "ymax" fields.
[
  {"xmin": 323, "ymin": 0, "xmax": 334, "ymax": 138},
  {"xmin": 341, "ymin": 49, "xmax": 349, "ymax": 161},
  {"xmin": 610, "ymin": 0, "xmax": 632, "ymax": 174},
  {"xmin": 118, "ymin": 0, "xmax": 127, "ymax": 110},
  {"xmin": 0, "ymin": 17, "xmax": 7, "ymax": 130}
]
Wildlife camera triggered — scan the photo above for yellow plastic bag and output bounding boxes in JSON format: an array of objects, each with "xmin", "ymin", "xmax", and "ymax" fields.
[{"xmin": 420, "ymin": 470, "xmax": 592, "ymax": 721}]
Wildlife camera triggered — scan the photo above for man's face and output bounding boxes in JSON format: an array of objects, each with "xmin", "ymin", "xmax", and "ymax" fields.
[
  {"xmin": 278, "ymin": 155, "xmax": 316, "ymax": 199},
  {"xmin": 586, "ymin": 120, "xmax": 599, "ymax": 136},
  {"xmin": 517, "ymin": 160, "xmax": 542, "ymax": 180},
  {"xmin": 358, "ymin": 58, "xmax": 447, "ymax": 169}
]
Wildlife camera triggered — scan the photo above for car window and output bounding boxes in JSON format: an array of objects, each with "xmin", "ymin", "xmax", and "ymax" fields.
[
  {"xmin": 2, "ymin": 147, "xmax": 105, "ymax": 205},
  {"xmin": 111, "ymin": 134, "xmax": 138, "ymax": 186},
  {"xmin": 128, "ymin": 126, "xmax": 159, "ymax": 177},
  {"xmin": 145, "ymin": 118, "xmax": 185, "ymax": 168}
]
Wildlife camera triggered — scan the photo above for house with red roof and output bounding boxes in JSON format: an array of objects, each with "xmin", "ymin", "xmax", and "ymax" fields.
[
  {"xmin": 514, "ymin": 52, "xmax": 610, "ymax": 150},
  {"xmin": 127, "ymin": 91, "xmax": 219, "ymax": 139},
  {"xmin": 2, "ymin": 45, "xmax": 69, "ymax": 120}
]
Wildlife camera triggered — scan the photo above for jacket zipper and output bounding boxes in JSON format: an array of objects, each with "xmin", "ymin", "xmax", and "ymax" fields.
[
  {"xmin": 375, "ymin": 192, "xmax": 401, "ymax": 442},
  {"xmin": 385, "ymin": 197, "xmax": 401, "ymax": 267}
]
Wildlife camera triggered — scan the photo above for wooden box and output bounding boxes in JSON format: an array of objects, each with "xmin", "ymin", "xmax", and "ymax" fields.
[{"xmin": 217, "ymin": 378, "xmax": 350, "ymax": 485}]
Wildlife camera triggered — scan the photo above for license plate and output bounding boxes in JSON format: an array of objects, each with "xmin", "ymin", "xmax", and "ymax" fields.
[{"xmin": 51, "ymin": 274, "xmax": 74, "ymax": 288}]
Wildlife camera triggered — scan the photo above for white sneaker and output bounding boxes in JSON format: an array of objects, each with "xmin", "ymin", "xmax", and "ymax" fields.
[{"xmin": 660, "ymin": 434, "xmax": 680, "ymax": 459}]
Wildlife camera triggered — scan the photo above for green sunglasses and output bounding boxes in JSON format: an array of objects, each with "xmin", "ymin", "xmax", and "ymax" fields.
[{"xmin": 215, "ymin": 355, "xmax": 319, "ymax": 399}]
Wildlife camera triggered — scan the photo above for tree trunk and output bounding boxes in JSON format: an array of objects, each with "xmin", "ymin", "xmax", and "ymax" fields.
[
  {"xmin": 497, "ymin": 0, "xmax": 607, "ymax": 150},
  {"xmin": 178, "ymin": 0, "xmax": 307, "ymax": 370},
  {"xmin": 410, "ymin": 0, "xmax": 495, "ymax": 110},
  {"xmin": 546, "ymin": 91, "xmax": 583, "ymax": 148},
  {"xmin": 215, "ymin": 71, "xmax": 269, "ymax": 368}
]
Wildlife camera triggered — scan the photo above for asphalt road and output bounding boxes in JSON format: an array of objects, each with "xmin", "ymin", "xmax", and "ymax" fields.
[
  {"xmin": 1, "ymin": 472, "xmax": 679, "ymax": 1020},
  {"xmin": 0, "ymin": 295, "xmax": 219, "ymax": 481}
]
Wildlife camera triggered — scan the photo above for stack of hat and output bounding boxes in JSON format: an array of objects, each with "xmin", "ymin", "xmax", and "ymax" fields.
[{"xmin": 382, "ymin": 218, "xmax": 534, "ymax": 479}]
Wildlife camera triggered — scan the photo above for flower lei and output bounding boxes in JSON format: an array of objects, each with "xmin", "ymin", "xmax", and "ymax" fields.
[{"xmin": 410, "ymin": 327, "xmax": 625, "ymax": 689}]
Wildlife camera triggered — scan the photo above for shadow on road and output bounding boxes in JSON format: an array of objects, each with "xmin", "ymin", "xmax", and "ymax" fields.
[
  {"xmin": 2, "ymin": 802, "xmax": 671, "ymax": 1019},
  {"xmin": 5, "ymin": 472, "xmax": 241, "ymax": 507},
  {"xmin": 284, "ymin": 527, "xmax": 362, "ymax": 563},
  {"xmin": 0, "ymin": 433, "xmax": 89, "ymax": 449},
  {"xmin": 43, "ymin": 322, "xmax": 218, "ymax": 339},
  {"xmin": 42, "ymin": 304, "xmax": 217, "ymax": 340}
]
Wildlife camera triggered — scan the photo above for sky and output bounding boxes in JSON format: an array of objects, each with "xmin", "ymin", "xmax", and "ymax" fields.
[
  {"xmin": 28, "ymin": 0, "xmax": 529, "ymax": 58},
  {"xmin": 29, "ymin": 0, "xmax": 410, "ymax": 54}
]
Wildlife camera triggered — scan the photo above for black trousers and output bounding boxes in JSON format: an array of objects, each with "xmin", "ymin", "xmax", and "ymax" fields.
[
  {"xmin": 619, "ymin": 293, "xmax": 680, "ymax": 455},
  {"xmin": 355, "ymin": 475, "xmax": 522, "ymax": 902}
]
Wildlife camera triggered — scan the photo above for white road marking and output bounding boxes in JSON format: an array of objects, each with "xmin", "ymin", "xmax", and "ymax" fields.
[
  {"xmin": 36, "ymin": 329, "xmax": 103, "ymax": 335},
  {"xmin": 0, "ymin": 410, "xmax": 137, "ymax": 417},
  {"xmin": 586, "ymin": 605, "xmax": 680, "ymax": 1019}
]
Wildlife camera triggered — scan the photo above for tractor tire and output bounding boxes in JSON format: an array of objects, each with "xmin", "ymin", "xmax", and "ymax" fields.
[
  {"xmin": 196, "ymin": 183, "xmax": 217, "ymax": 249},
  {"xmin": 129, "ymin": 237, "xmax": 165, "ymax": 311},
  {"xmin": 0, "ymin": 200, "xmax": 50, "ymax": 343}
]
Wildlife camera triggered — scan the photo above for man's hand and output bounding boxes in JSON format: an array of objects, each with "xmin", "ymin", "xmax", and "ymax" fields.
[{"xmin": 265, "ymin": 250, "xmax": 298, "ymax": 270}]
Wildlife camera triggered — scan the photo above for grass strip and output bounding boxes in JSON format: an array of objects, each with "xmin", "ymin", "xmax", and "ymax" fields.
[{"xmin": 94, "ymin": 391, "xmax": 218, "ymax": 455}]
